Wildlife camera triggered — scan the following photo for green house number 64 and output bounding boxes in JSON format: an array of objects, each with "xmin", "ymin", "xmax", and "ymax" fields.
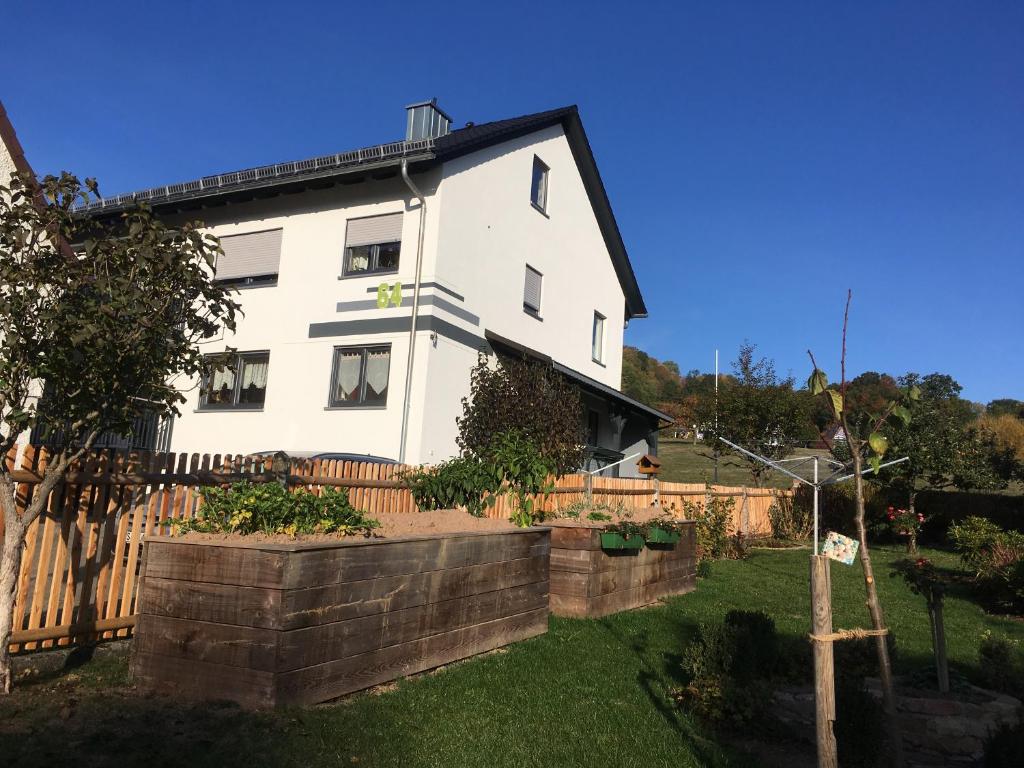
[{"xmin": 377, "ymin": 282, "xmax": 403, "ymax": 309}]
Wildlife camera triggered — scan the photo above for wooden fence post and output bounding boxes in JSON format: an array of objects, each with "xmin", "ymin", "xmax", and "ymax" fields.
[{"xmin": 810, "ymin": 554, "xmax": 838, "ymax": 768}]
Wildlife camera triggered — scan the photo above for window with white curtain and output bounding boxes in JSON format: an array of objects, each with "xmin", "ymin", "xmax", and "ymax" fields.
[
  {"xmin": 199, "ymin": 351, "xmax": 270, "ymax": 409},
  {"xmin": 329, "ymin": 345, "xmax": 391, "ymax": 407}
]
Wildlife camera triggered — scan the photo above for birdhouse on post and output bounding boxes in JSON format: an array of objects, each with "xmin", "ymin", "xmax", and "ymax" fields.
[{"xmin": 637, "ymin": 454, "xmax": 662, "ymax": 476}]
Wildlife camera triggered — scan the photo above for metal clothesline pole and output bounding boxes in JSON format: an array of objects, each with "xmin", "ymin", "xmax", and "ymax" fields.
[{"xmin": 716, "ymin": 437, "xmax": 908, "ymax": 554}]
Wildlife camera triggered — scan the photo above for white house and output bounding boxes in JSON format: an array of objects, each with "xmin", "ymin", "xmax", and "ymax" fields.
[{"xmin": 80, "ymin": 101, "xmax": 671, "ymax": 476}]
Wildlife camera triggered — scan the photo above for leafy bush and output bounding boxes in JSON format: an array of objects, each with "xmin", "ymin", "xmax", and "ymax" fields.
[
  {"xmin": 404, "ymin": 429, "xmax": 556, "ymax": 527},
  {"xmin": 172, "ymin": 481, "xmax": 379, "ymax": 537},
  {"xmin": 557, "ymin": 500, "xmax": 624, "ymax": 522},
  {"xmin": 674, "ymin": 610, "xmax": 777, "ymax": 727},
  {"xmin": 682, "ymin": 494, "xmax": 735, "ymax": 561},
  {"xmin": 404, "ymin": 455, "xmax": 497, "ymax": 517},
  {"xmin": 457, "ymin": 353, "xmax": 585, "ymax": 475},
  {"xmin": 978, "ymin": 631, "xmax": 1024, "ymax": 699},
  {"xmin": 768, "ymin": 495, "xmax": 812, "ymax": 541},
  {"xmin": 950, "ymin": 517, "xmax": 1024, "ymax": 613}
]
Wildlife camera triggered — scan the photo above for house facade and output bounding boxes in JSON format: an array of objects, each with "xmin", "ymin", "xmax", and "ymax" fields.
[{"xmin": 82, "ymin": 102, "xmax": 669, "ymax": 476}]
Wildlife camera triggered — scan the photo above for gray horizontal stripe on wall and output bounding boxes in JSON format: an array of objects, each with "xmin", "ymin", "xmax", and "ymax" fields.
[
  {"xmin": 336, "ymin": 294, "xmax": 479, "ymax": 326},
  {"xmin": 309, "ymin": 314, "xmax": 486, "ymax": 351},
  {"xmin": 364, "ymin": 281, "xmax": 465, "ymax": 302}
]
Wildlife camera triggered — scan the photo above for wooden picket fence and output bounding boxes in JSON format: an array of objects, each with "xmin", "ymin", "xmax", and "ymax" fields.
[{"xmin": 2, "ymin": 445, "xmax": 791, "ymax": 654}]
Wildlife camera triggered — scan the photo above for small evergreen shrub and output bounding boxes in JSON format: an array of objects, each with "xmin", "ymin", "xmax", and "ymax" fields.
[
  {"xmin": 674, "ymin": 610, "xmax": 777, "ymax": 727},
  {"xmin": 171, "ymin": 481, "xmax": 379, "ymax": 537},
  {"xmin": 978, "ymin": 631, "xmax": 1024, "ymax": 699},
  {"xmin": 950, "ymin": 517, "xmax": 1024, "ymax": 613}
]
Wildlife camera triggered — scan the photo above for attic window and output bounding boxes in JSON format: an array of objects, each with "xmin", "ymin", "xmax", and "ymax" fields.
[{"xmin": 530, "ymin": 156, "xmax": 549, "ymax": 213}]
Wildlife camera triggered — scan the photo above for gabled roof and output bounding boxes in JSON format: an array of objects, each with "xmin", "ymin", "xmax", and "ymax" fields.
[
  {"xmin": 0, "ymin": 100, "xmax": 34, "ymax": 176},
  {"xmin": 78, "ymin": 105, "xmax": 647, "ymax": 318}
]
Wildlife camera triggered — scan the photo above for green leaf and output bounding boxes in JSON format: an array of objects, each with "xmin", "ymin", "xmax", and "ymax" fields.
[
  {"xmin": 909, "ymin": 385, "xmax": 922, "ymax": 401},
  {"xmin": 868, "ymin": 432, "xmax": 889, "ymax": 456},
  {"xmin": 807, "ymin": 369, "xmax": 828, "ymax": 395},
  {"xmin": 826, "ymin": 389, "xmax": 843, "ymax": 415},
  {"xmin": 869, "ymin": 455, "xmax": 881, "ymax": 474},
  {"xmin": 892, "ymin": 405, "xmax": 911, "ymax": 426}
]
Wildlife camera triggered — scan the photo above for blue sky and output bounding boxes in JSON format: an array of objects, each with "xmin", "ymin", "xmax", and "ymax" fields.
[{"xmin": 5, "ymin": 2, "xmax": 1022, "ymax": 403}]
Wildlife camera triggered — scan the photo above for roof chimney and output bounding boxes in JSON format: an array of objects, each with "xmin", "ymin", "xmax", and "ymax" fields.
[{"xmin": 405, "ymin": 99, "xmax": 452, "ymax": 141}]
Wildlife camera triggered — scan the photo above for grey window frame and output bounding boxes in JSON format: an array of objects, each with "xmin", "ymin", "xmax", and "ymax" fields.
[
  {"xmin": 592, "ymin": 311, "xmax": 606, "ymax": 364},
  {"xmin": 523, "ymin": 264, "xmax": 543, "ymax": 317},
  {"xmin": 530, "ymin": 156, "xmax": 549, "ymax": 214},
  {"xmin": 327, "ymin": 344, "xmax": 393, "ymax": 408},
  {"xmin": 198, "ymin": 350, "xmax": 270, "ymax": 411},
  {"xmin": 342, "ymin": 241, "xmax": 402, "ymax": 278}
]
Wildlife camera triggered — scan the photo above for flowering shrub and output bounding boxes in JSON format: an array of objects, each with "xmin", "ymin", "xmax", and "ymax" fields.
[{"xmin": 886, "ymin": 506, "xmax": 925, "ymax": 553}]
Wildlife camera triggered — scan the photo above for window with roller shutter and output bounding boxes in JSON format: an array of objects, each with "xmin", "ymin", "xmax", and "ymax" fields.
[
  {"xmin": 523, "ymin": 265, "xmax": 542, "ymax": 315},
  {"xmin": 215, "ymin": 229, "xmax": 283, "ymax": 287},
  {"xmin": 342, "ymin": 213, "xmax": 403, "ymax": 276}
]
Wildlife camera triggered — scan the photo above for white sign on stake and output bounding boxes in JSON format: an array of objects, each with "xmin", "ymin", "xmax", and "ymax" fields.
[{"xmin": 821, "ymin": 531, "xmax": 859, "ymax": 566}]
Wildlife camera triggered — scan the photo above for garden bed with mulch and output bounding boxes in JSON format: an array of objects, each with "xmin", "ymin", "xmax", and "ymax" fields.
[{"xmin": 132, "ymin": 516, "xmax": 550, "ymax": 708}]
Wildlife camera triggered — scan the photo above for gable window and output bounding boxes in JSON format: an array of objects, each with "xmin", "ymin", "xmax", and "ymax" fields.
[
  {"xmin": 215, "ymin": 229, "xmax": 282, "ymax": 288},
  {"xmin": 329, "ymin": 345, "xmax": 392, "ymax": 407},
  {"xmin": 592, "ymin": 312, "xmax": 606, "ymax": 364},
  {"xmin": 523, "ymin": 265, "xmax": 543, "ymax": 316},
  {"xmin": 199, "ymin": 351, "xmax": 270, "ymax": 410},
  {"xmin": 343, "ymin": 213, "xmax": 403, "ymax": 276},
  {"xmin": 530, "ymin": 156, "xmax": 549, "ymax": 213}
]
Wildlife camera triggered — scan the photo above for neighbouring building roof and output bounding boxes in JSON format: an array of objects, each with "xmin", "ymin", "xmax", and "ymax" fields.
[{"xmin": 77, "ymin": 105, "xmax": 648, "ymax": 318}]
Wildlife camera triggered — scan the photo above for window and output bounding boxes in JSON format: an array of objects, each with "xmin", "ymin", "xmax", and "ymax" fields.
[
  {"xmin": 530, "ymin": 156, "xmax": 549, "ymax": 213},
  {"xmin": 343, "ymin": 213, "xmax": 403, "ymax": 276},
  {"xmin": 215, "ymin": 229, "xmax": 282, "ymax": 287},
  {"xmin": 523, "ymin": 265, "xmax": 543, "ymax": 315},
  {"xmin": 592, "ymin": 312, "xmax": 606, "ymax": 363},
  {"xmin": 587, "ymin": 410, "xmax": 600, "ymax": 446},
  {"xmin": 199, "ymin": 351, "xmax": 270, "ymax": 410},
  {"xmin": 329, "ymin": 345, "xmax": 392, "ymax": 407}
]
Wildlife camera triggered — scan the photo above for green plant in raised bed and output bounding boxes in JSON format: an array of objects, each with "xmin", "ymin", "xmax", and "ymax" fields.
[
  {"xmin": 170, "ymin": 481, "xmax": 380, "ymax": 537},
  {"xmin": 644, "ymin": 512, "xmax": 688, "ymax": 546},
  {"xmin": 601, "ymin": 519, "xmax": 646, "ymax": 551}
]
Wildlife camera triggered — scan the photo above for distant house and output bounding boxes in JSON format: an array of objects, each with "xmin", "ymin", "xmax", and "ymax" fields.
[{"xmin": 78, "ymin": 100, "xmax": 672, "ymax": 476}]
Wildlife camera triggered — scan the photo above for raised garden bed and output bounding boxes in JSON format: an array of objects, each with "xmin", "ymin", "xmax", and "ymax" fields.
[
  {"xmin": 548, "ymin": 519, "xmax": 696, "ymax": 618},
  {"xmin": 131, "ymin": 526, "xmax": 550, "ymax": 708}
]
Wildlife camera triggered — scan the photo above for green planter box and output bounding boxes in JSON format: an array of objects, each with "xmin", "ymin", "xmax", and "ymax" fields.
[
  {"xmin": 600, "ymin": 532, "xmax": 645, "ymax": 551},
  {"xmin": 645, "ymin": 527, "xmax": 680, "ymax": 546}
]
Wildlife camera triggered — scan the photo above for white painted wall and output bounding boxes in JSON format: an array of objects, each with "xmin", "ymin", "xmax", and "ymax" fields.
[
  {"xmin": 433, "ymin": 124, "xmax": 626, "ymax": 389},
  {"xmin": 165, "ymin": 125, "xmax": 633, "ymax": 465},
  {"xmin": 167, "ymin": 174, "xmax": 445, "ymax": 460}
]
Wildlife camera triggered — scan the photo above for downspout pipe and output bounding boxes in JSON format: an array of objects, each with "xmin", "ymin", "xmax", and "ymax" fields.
[{"xmin": 398, "ymin": 159, "xmax": 427, "ymax": 464}]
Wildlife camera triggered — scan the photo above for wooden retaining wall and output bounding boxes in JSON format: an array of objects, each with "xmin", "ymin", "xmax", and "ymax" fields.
[
  {"xmin": 131, "ymin": 528, "xmax": 551, "ymax": 708},
  {"xmin": 547, "ymin": 521, "xmax": 697, "ymax": 618},
  {"xmin": 3, "ymin": 444, "xmax": 789, "ymax": 653}
]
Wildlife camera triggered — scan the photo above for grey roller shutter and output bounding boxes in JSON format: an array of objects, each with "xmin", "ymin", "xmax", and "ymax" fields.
[
  {"xmin": 216, "ymin": 229, "xmax": 283, "ymax": 280},
  {"xmin": 345, "ymin": 213, "xmax": 403, "ymax": 247},
  {"xmin": 524, "ymin": 265, "xmax": 542, "ymax": 312}
]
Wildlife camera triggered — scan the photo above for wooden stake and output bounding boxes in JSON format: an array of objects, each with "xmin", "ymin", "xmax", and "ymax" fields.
[
  {"xmin": 930, "ymin": 590, "xmax": 950, "ymax": 694},
  {"xmin": 810, "ymin": 554, "xmax": 838, "ymax": 768}
]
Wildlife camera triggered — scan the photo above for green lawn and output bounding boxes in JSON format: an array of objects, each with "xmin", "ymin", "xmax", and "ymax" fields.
[
  {"xmin": 3, "ymin": 546, "xmax": 1021, "ymax": 768},
  {"xmin": 657, "ymin": 439, "xmax": 830, "ymax": 489}
]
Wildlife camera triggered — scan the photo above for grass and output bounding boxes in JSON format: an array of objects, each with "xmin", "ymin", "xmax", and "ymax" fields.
[
  {"xmin": 656, "ymin": 439, "xmax": 830, "ymax": 489},
  {"xmin": 2, "ymin": 545, "xmax": 1021, "ymax": 767}
]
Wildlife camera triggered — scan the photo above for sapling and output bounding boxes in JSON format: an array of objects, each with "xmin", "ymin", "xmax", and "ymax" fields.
[{"xmin": 807, "ymin": 291, "xmax": 914, "ymax": 767}]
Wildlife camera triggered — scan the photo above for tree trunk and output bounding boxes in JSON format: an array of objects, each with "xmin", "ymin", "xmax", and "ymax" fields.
[
  {"xmin": 0, "ymin": 514, "xmax": 27, "ymax": 694},
  {"xmin": 907, "ymin": 490, "xmax": 918, "ymax": 555},
  {"xmin": 852, "ymin": 450, "xmax": 904, "ymax": 767}
]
